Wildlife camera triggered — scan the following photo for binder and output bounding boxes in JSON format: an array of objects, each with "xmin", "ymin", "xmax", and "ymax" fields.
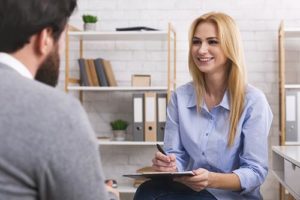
[
  {"xmin": 285, "ymin": 90, "xmax": 298, "ymax": 142},
  {"xmin": 156, "ymin": 93, "xmax": 167, "ymax": 141},
  {"xmin": 133, "ymin": 93, "xmax": 144, "ymax": 141},
  {"xmin": 144, "ymin": 92, "xmax": 157, "ymax": 141}
]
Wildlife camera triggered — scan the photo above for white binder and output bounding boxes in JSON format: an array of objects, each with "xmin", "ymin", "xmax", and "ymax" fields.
[
  {"xmin": 133, "ymin": 93, "xmax": 144, "ymax": 141},
  {"xmin": 286, "ymin": 90, "xmax": 299, "ymax": 142}
]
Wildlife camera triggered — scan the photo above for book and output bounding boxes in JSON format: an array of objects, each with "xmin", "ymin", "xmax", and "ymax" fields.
[
  {"xmin": 84, "ymin": 59, "xmax": 93, "ymax": 86},
  {"xmin": 116, "ymin": 26, "xmax": 159, "ymax": 31},
  {"xmin": 94, "ymin": 58, "xmax": 109, "ymax": 86},
  {"xmin": 78, "ymin": 58, "xmax": 89, "ymax": 86},
  {"xmin": 102, "ymin": 59, "xmax": 117, "ymax": 86},
  {"xmin": 123, "ymin": 171, "xmax": 194, "ymax": 180},
  {"xmin": 87, "ymin": 59, "xmax": 100, "ymax": 86}
]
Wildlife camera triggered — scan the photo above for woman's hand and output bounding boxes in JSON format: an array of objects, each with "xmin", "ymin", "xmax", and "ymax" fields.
[
  {"xmin": 152, "ymin": 151, "xmax": 177, "ymax": 172},
  {"xmin": 174, "ymin": 168, "xmax": 211, "ymax": 192}
]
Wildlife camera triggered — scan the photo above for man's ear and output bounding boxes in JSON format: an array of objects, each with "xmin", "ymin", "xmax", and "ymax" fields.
[{"xmin": 35, "ymin": 28, "xmax": 54, "ymax": 56}]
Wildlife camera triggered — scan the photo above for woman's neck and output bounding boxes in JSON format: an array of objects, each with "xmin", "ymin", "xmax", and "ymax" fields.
[{"xmin": 204, "ymin": 73, "xmax": 228, "ymax": 111}]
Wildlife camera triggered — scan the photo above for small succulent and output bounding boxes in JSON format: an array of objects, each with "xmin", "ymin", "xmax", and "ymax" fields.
[
  {"xmin": 110, "ymin": 119, "xmax": 128, "ymax": 131},
  {"xmin": 82, "ymin": 15, "xmax": 98, "ymax": 23}
]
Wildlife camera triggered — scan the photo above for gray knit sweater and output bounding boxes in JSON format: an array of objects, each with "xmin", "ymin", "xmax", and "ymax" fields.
[{"xmin": 0, "ymin": 64, "xmax": 108, "ymax": 200}]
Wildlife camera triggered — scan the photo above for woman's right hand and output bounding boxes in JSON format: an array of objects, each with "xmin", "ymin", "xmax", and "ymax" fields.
[{"xmin": 152, "ymin": 151, "xmax": 177, "ymax": 172}]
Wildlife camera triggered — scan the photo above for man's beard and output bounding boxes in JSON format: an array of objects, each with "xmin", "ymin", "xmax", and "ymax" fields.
[{"xmin": 35, "ymin": 46, "xmax": 60, "ymax": 87}]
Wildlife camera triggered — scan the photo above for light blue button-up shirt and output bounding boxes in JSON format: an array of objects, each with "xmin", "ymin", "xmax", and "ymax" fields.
[{"xmin": 164, "ymin": 82, "xmax": 273, "ymax": 200}]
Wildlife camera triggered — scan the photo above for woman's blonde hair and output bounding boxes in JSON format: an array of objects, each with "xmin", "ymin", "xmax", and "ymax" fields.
[{"xmin": 188, "ymin": 12, "xmax": 246, "ymax": 146}]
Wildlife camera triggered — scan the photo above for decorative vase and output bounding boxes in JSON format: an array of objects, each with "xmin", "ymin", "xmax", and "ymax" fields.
[
  {"xmin": 84, "ymin": 23, "xmax": 96, "ymax": 31},
  {"xmin": 113, "ymin": 130, "xmax": 126, "ymax": 141}
]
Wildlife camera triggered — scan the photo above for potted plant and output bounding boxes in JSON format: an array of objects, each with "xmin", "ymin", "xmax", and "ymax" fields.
[
  {"xmin": 110, "ymin": 119, "xmax": 128, "ymax": 141},
  {"xmin": 82, "ymin": 14, "xmax": 98, "ymax": 31}
]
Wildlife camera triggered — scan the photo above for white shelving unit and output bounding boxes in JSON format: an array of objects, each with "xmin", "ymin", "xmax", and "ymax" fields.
[
  {"xmin": 64, "ymin": 24, "xmax": 177, "ymax": 100},
  {"xmin": 278, "ymin": 21, "xmax": 300, "ymax": 200},
  {"xmin": 65, "ymin": 24, "xmax": 176, "ymax": 194},
  {"xmin": 278, "ymin": 22, "xmax": 300, "ymax": 146}
]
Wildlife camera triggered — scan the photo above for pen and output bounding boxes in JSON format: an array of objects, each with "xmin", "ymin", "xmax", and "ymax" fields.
[{"xmin": 156, "ymin": 144, "xmax": 167, "ymax": 155}]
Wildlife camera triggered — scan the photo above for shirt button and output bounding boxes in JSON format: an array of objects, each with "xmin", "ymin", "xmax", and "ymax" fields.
[
  {"xmin": 202, "ymin": 152, "xmax": 205, "ymax": 156},
  {"xmin": 206, "ymin": 133, "xmax": 208, "ymax": 136}
]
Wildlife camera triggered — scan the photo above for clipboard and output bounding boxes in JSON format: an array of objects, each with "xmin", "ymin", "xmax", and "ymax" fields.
[{"xmin": 123, "ymin": 171, "xmax": 194, "ymax": 180}]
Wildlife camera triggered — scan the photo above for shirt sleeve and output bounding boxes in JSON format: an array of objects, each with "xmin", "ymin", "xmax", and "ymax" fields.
[
  {"xmin": 233, "ymin": 92, "xmax": 273, "ymax": 194},
  {"xmin": 164, "ymin": 91, "xmax": 190, "ymax": 171}
]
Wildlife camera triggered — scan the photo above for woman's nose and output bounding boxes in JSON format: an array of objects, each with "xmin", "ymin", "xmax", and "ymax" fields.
[{"xmin": 198, "ymin": 42, "xmax": 208, "ymax": 54}]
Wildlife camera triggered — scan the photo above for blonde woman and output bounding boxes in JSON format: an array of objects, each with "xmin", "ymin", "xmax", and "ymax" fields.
[{"xmin": 134, "ymin": 12, "xmax": 273, "ymax": 200}]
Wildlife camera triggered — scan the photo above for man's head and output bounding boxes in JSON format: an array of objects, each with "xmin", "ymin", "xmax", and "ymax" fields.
[{"xmin": 0, "ymin": 0, "xmax": 77, "ymax": 86}]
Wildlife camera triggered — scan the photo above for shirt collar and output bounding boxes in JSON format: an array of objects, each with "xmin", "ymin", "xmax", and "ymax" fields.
[
  {"xmin": 187, "ymin": 87, "xmax": 230, "ymax": 111},
  {"xmin": 0, "ymin": 52, "xmax": 33, "ymax": 79}
]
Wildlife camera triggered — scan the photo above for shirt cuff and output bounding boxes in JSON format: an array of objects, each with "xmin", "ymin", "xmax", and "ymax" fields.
[{"xmin": 232, "ymin": 168, "xmax": 254, "ymax": 194}]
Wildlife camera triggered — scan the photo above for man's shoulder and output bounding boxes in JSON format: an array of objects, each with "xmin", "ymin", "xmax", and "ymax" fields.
[{"xmin": 0, "ymin": 68, "xmax": 81, "ymax": 115}]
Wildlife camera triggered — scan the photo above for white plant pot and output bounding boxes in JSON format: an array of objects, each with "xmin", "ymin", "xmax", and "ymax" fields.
[
  {"xmin": 113, "ymin": 130, "xmax": 126, "ymax": 141},
  {"xmin": 84, "ymin": 23, "xmax": 96, "ymax": 31}
]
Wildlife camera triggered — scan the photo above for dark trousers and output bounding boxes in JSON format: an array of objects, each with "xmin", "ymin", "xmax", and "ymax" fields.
[{"xmin": 133, "ymin": 179, "xmax": 217, "ymax": 200}]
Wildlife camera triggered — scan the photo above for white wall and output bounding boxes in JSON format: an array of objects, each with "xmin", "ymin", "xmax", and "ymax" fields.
[{"xmin": 58, "ymin": 0, "xmax": 300, "ymax": 199}]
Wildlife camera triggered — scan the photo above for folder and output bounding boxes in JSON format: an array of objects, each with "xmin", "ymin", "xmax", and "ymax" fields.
[
  {"xmin": 133, "ymin": 93, "xmax": 144, "ymax": 141},
  {"xmin": 285, "ymin": 90, "xmax": 298, "ymax": 142},
  {"xmin": 144, "ymin": 92, "xmax": 157, "ymax": 141},
  {"xmin": 156, "ymin": 93, "xmax": 167, "ymax": 141}
]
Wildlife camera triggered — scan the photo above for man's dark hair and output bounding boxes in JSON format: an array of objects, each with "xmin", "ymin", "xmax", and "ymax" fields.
[{"xmin": 0, "ymin": 0, "xmax": 77, "ymax": 53}]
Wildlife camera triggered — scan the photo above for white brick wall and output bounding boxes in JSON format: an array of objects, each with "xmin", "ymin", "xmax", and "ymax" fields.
[{"xmin": 57, "ymin": 0, "xmax": 300, "ymax": 199}]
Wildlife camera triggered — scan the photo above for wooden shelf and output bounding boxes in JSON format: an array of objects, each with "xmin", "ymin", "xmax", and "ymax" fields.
[
  {"xmin": 284, "ymin": 84, "xmax": 300, "ymax": 89},
  {"xmin": 284, "ymin": 28, "xmax": 300, "ymax": 38},
  {"xmin": 68, "ymin": 31, "xmax": 172, "ymax": 41},
  {"xmin": 67, "ymin": 86, "xmax": 168, "ymax": 91},
  {"xmin": 285, "ymin": 141, "xmax": 300, "ymax": 146},
  {"xmin": 97, "ymin": 140, "xmax": 163, "ymax": 146}
]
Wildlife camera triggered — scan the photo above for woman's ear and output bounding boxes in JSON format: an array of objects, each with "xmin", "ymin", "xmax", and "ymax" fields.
[{"xmin": 35, "ymin": 27, "xmax": 54, "ymax": 56}]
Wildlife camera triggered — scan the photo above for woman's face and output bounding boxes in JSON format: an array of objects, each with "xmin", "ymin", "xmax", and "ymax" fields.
[{"xmin": 191, "ymin": 22, "xmax": 228, "ymax": 76}]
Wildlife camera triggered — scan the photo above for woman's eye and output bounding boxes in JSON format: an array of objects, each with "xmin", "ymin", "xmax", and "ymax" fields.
[
  {"xmin": 208, "ymin": 40, "xmax": 219, "ymax": 45},
  {"xmin": 192, "ymin": 40, "xmax": 201, "ymax": 45}
]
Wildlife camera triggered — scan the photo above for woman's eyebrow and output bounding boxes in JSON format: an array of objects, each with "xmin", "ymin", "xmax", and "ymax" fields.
[{"xmin": 192, "ymin": 36, "xmax": 218, "ymax": 40}]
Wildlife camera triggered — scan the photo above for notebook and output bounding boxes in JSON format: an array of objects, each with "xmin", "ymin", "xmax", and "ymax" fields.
[{"xmin": 123, "ymin": 171, "xmax": 194, "ymax": 180}]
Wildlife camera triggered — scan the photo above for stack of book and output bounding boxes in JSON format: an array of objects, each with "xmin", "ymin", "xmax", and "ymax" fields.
[{"xmin": 78, "ymin": 58, "xmax": 117, "ymax": 87}]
